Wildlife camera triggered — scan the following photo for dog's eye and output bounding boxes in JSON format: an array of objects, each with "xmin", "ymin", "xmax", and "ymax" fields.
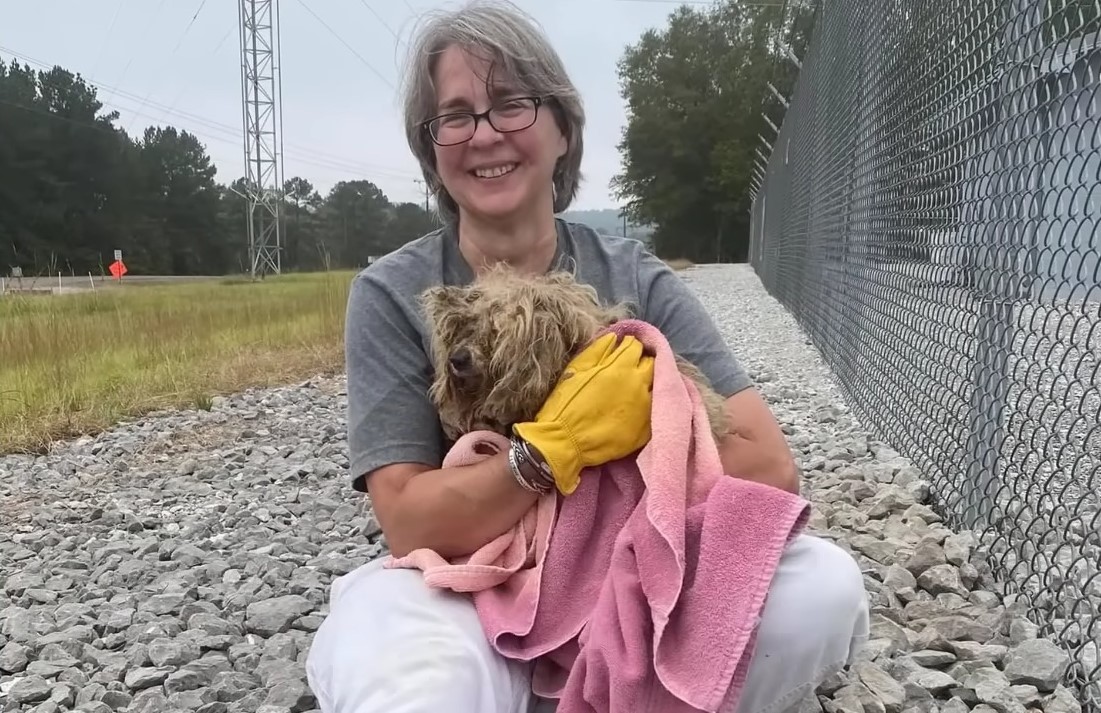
[{"xmin": 448, "ymin": 348, "xmax": 474, "ymax": 375}]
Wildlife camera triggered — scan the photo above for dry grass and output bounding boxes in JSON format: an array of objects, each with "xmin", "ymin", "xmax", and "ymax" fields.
[
  {"xmin": 0, "ymin": 271, "xmax": 354, "ymax": 453},
  {"xmin": 665, "ymin": 258, "xmax": 696, "ymax": 271}
]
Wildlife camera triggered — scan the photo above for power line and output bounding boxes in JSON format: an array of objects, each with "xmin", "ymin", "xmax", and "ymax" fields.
[
  {"xmin": 123, "ymin": 0, "xmax": 209, "ymax": 135},
  {"xmin": 0, "ymin": 77, "xmax": 418, "ymax": 186},
  {"xmin": 89, "ymin": 0, "xmax": 126, "ymax": 79},
  {"xmin": 152, "ymin": 23, "xmax": 236, "ymax": 130},
  {"xmin": 290, "ymin": 0, "xmax": 394, "ymax": 89},
  {"xmin": 0, "ymin": 45, "xmax": 420, "ymax": 183},
  {"xmin": 99, "ymin": 0, "xmax": 167, "ymax": 109},
  {"xmin": 357, "ymin": 0, "xmax": 405, "ymax": 48}
]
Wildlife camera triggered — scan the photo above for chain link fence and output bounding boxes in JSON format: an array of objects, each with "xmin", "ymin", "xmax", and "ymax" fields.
[{"xmin": 750, "ymin": 0, "xmax": 1100, "ymax": 705}]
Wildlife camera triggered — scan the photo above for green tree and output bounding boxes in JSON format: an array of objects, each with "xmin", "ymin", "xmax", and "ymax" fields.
[
  {"xmin": 612, "ymin": 0, "xmax": 815, "ymax": 262},
  {"xmin": 133, "ymin": 126, "xmax": 227, "ymax": 275},
  {"xmin": 282, "ymin": 176, "xmax": 322, "ymax": 270},
  {"xmin": 318, "ymin": 180, "xmax": 393, "ymax": 268},
  {"xmin": 385, "ymin": 201, "xmax": 437, "ymax": 251},
  {"xmin": 0, "ymin": 54, "xmax": 438, "ymax": 277},
  {"xmin": 0, "ymin": 60, "xmax": 135, "ymax": 275}
]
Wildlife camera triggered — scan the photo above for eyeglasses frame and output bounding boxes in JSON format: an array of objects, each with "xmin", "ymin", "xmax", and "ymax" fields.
[{"xmin": 421, "ymin": 95, "xmax": 547, "ymax": 147}]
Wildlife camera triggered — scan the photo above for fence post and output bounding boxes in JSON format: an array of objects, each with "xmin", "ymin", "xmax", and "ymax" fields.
[{"xmin": 962, "ymin": 0, "xmax": 1042, "ymax": 534}]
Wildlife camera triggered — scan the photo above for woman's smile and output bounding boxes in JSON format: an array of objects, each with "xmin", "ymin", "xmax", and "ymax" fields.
[{"xmin": 471, "ymin": 162, "xmax": 519, "ymax": 180}]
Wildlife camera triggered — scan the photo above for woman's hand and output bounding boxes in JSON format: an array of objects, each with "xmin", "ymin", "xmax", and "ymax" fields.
[{"xmin": 512, "ymin": 333, "xmax": 655, "ymax": 495}]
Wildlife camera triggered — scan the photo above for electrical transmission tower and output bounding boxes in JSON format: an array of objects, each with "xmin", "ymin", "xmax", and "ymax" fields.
[{"xmin": 238, "ymin": 0, "xmax": 284, "ymax": 278}]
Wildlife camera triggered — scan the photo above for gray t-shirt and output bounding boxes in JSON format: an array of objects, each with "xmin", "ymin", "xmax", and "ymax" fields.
[{"xmin": 345, "ymin": 218, "xmax": 751, "ymax": 492}]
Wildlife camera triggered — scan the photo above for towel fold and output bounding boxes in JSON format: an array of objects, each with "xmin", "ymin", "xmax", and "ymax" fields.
[{"xmin": 386, "ymin": 318, "xmax": 810, "ymax": 712}]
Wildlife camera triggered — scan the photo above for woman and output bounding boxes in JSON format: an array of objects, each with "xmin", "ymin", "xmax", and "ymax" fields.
[{"xmin": 305, "ymin": 2, "xmax": 869, "ymax": 712}]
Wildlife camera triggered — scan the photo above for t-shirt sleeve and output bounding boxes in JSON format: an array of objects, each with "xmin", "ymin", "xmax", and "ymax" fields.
[
  {"xmin": 636, "ymin": 252, "xmax": 752, "ymax": 398},
  {"xmin": 344, "ymin": 271, "xmax": 443, "ymax": 492}
]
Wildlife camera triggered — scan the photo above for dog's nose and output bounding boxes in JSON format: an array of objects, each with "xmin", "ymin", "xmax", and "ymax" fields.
[{"xmin": 448, "ymin": 348, "xmax": 473, "ymax": 376}]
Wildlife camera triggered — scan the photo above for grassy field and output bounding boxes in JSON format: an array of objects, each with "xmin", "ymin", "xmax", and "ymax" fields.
[
  {"xmin": 1, "ymin": 259, "xmax": 698, "ymax": 454},
  {"xmin": 0, "ymin": 272, "xmax": 354, "ymax": 453}
]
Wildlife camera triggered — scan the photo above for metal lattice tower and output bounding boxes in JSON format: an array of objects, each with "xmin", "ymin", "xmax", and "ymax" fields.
[{"xmin": 237, "ymin": 0, "xmax": 284, "ymax": 278}]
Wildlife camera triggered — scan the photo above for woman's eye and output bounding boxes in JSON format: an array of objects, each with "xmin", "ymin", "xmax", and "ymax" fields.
[{"xmin": 496, "ymin": 100, "xmax": 526, "ymax": 114}]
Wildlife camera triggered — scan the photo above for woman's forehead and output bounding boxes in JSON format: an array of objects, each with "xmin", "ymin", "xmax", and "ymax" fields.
[{"xmin": 433, "ymin": 45, "xmax": 528, "ymax": 108}]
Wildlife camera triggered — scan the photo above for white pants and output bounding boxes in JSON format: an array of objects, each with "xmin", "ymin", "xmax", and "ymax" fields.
[{"xmin": 305, "ymin": 534, "xmax": 870, "ymax": 713}]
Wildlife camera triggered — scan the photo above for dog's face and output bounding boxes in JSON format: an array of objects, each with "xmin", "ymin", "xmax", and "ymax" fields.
[{"xmin": 420, "ymin": 266, "xmax": 630, "ymax": 440}]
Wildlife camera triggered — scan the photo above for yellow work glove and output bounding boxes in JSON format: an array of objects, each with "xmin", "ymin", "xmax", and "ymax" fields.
[{"xmin": 512, "ymin": 332, "xmax": 655, "ymax": 495}]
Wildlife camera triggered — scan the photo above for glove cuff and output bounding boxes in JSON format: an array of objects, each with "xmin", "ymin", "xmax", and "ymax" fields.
[{"xmin": 511, "ymin": 420, "xmax": 583, "ymax": 495}]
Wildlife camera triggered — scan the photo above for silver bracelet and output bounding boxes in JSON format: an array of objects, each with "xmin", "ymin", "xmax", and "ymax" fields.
[
  {"xmin": 508, "ymin": 439, "xmax": 554, "ymax": 494},
  {"xmin": 508, "ymin": 441, "xmax": 543, "ymax": 493},
  {"xmin": 512, "ymin": 437, "xmax": 555, "ymax": 490}
]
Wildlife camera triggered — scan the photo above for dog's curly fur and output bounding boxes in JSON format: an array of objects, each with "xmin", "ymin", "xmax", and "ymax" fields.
[{"xmin": 419, "ymin": 263, "xmax": 730, "ymax": 446}]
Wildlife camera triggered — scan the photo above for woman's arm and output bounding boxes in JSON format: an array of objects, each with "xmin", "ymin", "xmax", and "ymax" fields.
[
  {"xmin": 635, "ymin": 251, "xmax": 799, "ymax": 495},
  {"xmin": 346, "ymin": 268, "xmax": 655, "ymax": 559},
  {"xmin": 346, "ymin": 270, "xmax": 539, "ymax": 558},
  {"xmin": 717, "ymin": 388, "xmax": 800, "ymax": 494},
  {"xmin": 367, "ymin": 456, "xmax": 540, "ymax": 560}
]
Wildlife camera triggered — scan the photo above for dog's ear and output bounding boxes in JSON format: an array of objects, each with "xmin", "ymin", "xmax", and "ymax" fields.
[{"xmin": 419, "ymin": 285, "xmax": 467, "ymax": 323}]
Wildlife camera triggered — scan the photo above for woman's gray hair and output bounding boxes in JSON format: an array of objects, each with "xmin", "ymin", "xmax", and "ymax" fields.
[{"xmin": 400, "ymin": 0, "xmax": 585, "ymax": 224}]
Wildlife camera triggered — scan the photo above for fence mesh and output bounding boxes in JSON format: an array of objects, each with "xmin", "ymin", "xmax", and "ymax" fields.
[{"xmin": 750, "ymin": 0, "xmax": 1100, "ymax": 705}]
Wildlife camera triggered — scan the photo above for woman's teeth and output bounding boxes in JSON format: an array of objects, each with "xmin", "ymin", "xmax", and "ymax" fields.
[{"xmin": 473, "ymin": 163, "xmax": 517, "ymax": 179}]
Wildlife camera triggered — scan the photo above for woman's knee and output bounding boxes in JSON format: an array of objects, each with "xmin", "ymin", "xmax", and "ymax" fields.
[
  {"xmin": 733, "ymin": 535, "xmax": 869, "ymax": 713},
  {"xmin": 794, "ymin": 535, "xmax": 868, "ymax": 618},
  {"xmin": 772, "ymin": 534, "xmax": 870, "ymax": 647},
  {"xmin": 306, "ymin": 559, "xmax": 532, "ymax": 713}
]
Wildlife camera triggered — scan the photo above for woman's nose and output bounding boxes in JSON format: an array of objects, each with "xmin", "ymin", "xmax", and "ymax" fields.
[{"xmin": 468, "ymin": 115, "xmax": 504, "ymax": 147}]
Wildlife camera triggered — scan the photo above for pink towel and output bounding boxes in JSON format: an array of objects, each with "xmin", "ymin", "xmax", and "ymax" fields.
[{"xmin": 386, "ymin": 319, "xmax": 810, "ymax": 712}]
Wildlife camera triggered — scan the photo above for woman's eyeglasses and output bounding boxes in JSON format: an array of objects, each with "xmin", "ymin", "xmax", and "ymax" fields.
[{"xmin": 423, "ymin": 96, "xmax": 545, "ymax": 147}]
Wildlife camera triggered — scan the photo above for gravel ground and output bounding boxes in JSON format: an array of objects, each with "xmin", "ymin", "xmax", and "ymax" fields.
[{"xmin": 0, "ymin": 263, "xmax": 1088, "ymax": 713}]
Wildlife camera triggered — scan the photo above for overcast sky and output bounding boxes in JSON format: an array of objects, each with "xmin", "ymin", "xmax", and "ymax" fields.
[{"xmin": 2, "ymin": 0, "xmax": 695, "ymax": 209}]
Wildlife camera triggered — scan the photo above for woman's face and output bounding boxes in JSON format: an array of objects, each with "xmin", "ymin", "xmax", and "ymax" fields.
[{"xmin": 430, "ymin": 45, "xmax": 567, "ymax": 222}]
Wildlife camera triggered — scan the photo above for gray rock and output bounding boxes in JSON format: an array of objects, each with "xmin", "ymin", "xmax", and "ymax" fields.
[
  {"xmin": 123, "ymin": 667, "xmax": 172, "ymax": 691},
  {"xmin": 98, "ymin": 689, "xmax": 133, "ymax": 709},
  {"xmin": 853, "ymin": 662, "xmax": 904, "ymax": 712},
  {"xmin": 147, "ymin": 637, "xmax": 200, "ymax": 668},
  {"xmin": 188, "ymin": 613, "xmax": 240, "ymax": 637},
  {"xmin": 0, "ymin": 641, "xmax": 30, "ymax": 673},
  {"xmin": 907, "ymin": 650, "xmax": 955, "ymax": 667},
  {"xmin": 962, "ymin": 668, "xmax": 1027, "ymax": 713},
  {"xmin": 1001, "ymin": 639, "xmax": 1071, "ymax": 693},
  {"xmin": 8, "ymin": 675, "xmax": 53, "ymax": 704},
  {"xmin": 1042, "ymin": 685, "xmax": 1082, "ymax": 713},
  {"xmin": 76, "ymin": 703, "xmax": 114, "ymax": 713},
  {"xmin": 163, "ymin": 668, "xmax": 206, "ymax": 694},
  {"xmin": 262, "ymin": 678, "xmax": 317, "ymax": 713},
  {"xmin": 211, "ymin": 671, "xmax": 258, "ymax": 702},
  {"xmin": 245, "ymin": 596, "xmax": 314, "ymax": 637},
  {"xmin": 947, "ymin": 641, "xmax": 1008, "ymax": 664},
  {"xmin": 939, "ymin": 697, "xmax": 970, "ymax": 713},
  {"xmin": 942, "ymin": 533, "xmax": 973, "ymax": 567},
  {"xmin": 865, "ymin": 486, "xmax": 917, "ymax": 519},
  {"xmin": 917, "ymin": 616, "xmax": 995, "ymax": 645},
  {"xmin": 915, "ymin": 564, "xmax": 968, "ymax": 598},
  {"xmin": 48, "ymin": 682, "xmax": 76, "ymax": 708},
  {"xmin": 903, "ymin": 542, "xmax": 946, "ymax": 577},
  {"xmin": 75, "ymin": 682, "xmax": 106, "ymax": 706}
]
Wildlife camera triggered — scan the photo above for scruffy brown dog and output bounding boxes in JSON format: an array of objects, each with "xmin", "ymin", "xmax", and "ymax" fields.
[{"xmin": 419, "ymin": 264, "xmax": 730, "ymax": 447}]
